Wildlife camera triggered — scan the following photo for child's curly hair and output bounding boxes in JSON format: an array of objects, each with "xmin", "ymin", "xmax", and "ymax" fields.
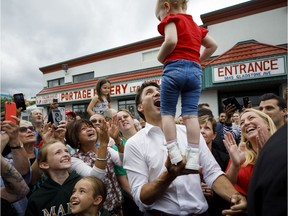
[{"xmin": 159, "ymin": 0, "xmax": 188, "ymax": 10}]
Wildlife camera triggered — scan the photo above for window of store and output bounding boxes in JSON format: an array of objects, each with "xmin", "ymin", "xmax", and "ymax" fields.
[
  {"xmin": 72, "ymin": 104, "xmax": 89, "ymax": 119},
  {"xmin": 118, "ymin": 99, "xmax": 137, "ymax": 118},
  {"xmin": 47, "ymin": 78, "xmax": 64, "ymax": 87},
  {"xmin": 73, "ymin": 72, "xmax": 94, "ymax": 83}
]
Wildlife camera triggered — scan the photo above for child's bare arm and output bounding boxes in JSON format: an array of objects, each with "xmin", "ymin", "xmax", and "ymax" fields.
[
  {"xmin": 157, "ymin": 22, "xmax": 177, "ymax": 63},
  {"xmin": 87, "ymin": 95, "xmax": 99, "ymax": 116},
  {"xmin": 200, "ymin": 35, "xmax": 218, "ymax": 62}
]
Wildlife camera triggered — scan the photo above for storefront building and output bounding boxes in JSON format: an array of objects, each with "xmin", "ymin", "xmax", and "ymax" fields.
[{"xmin": 36, "ymin": 0, "xmax": 287, "ymax": 119}]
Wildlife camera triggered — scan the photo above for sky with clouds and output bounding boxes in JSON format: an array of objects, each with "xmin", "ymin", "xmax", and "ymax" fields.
[{"xmin": 1, "ymin": 0, "xmax": 249, "ymax": 99}]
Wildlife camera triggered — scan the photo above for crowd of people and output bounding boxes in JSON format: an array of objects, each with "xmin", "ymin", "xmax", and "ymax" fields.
[
  {"xmin": 1, "ymin": 1, "xmax": 287, "ymax": 216},
  {"xmin": 1, "ymin": 78, "xmax": 286, "ymax": 216}
]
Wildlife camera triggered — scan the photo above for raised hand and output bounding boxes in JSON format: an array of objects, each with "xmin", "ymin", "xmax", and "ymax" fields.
[
  {"xmin": 98, "ymin": 120, "xmax": 109, "ymax": 147},
  {"xmin": 223, "ymin": 132, "xmax": 245, "ymax": 167},
  {"xmin": 53, "ymin": 120, "xmax": 67, "ymax": 143},
  {"xmin": 108, "ymin": 115, "xmax": 121, "ymax": 142},
  {"xmin": 255, "ymin": 126, "xmax": 270, "ymax": 154},
  {"xmin": 1, "ymin": 118, "xmax": 20, "ymax": 146},
  {"xmin": 41, "ymin": 122, "xmax": 54, "ymax": 144}
]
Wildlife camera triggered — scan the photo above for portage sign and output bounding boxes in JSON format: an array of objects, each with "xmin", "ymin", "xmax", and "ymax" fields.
[
  {"xmin": 212, "ymin": 57, "xmax": 286, "ymax": 83},
  {"xmin": 36, "ymin": 78, "xmax": 161, "ymax": 105}
]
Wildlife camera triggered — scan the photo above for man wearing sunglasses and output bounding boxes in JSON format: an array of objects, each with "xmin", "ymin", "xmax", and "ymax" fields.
[
  {"xmin": 89, "ymin": 114, "xmax": 105, "ymax": 129},
  {"xmin": 89, "ymin": 113, "xmax": 115, "ymax": 147}
]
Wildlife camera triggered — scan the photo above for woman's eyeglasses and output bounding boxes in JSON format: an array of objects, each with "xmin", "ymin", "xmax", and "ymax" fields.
[
  {"xmin": 19, "ymin": 126, "xmax": 35, "ymax": 133},
  {"xmin": 90, "ymin": 119, "xmax": 103, "ymax": 124}
]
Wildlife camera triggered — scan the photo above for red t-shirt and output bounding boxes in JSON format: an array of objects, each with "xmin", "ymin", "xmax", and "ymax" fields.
[
  {"xmin": 158, "ymin": 14, "xmax": 208, "ymax": 64},
  {"xmin": 226, "ymin": 160, "xmax": 254, "ymax": 196}
]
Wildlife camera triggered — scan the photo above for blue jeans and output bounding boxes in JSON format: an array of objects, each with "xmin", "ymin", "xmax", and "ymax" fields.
[{"xmin": 160, "ymin": 60, "xmax": 202, "ymax": 116}]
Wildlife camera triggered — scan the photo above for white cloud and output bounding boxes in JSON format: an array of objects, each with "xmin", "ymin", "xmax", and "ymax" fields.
[{"xmin": 1, "ymin": 0, "xmax": 250, "ymax": 99}]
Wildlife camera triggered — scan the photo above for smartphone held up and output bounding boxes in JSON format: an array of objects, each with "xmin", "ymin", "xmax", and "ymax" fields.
[
  {"xmin": 5, "ymin": 101, "xmax": 17, "ymax": 124},
  {"xmin": 222, "ymin": 97, "xmax": 242, "ymax": 111},
  {"xmin": 51, "ymin": 107, "xmax": 66, "ymax": 128},
  {"xmin": 13, "ymin": 93, "xmax": 26, "ymax": 111}
]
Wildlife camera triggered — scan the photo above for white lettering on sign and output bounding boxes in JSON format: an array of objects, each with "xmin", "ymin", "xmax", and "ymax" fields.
[
  {"xmin": 36, "ymin": 94, "xmax": 58, "ymax": 105},
  {"xmin": 36, "ymin": 78, "xmax": 161, "ymax": 105},
  {"xmin": 212, "ymin": 57, "xmax": 285, "ymax": 83}
]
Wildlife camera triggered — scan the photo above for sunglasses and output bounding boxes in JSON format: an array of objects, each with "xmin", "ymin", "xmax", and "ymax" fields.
[
  {"xmin": 90, "ymin": 119, "xmax": 103, "ymax": 124},
  {"xmin": 19, "ymin": 126, "xmax": 35, "ymax": 133}
]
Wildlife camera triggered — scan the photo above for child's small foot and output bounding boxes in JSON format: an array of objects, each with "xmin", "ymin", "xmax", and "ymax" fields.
[
  {"xmin": 185, "ymin": 147, "xmax": 199, "ymax": 170},
  {"xmin": 167, "ymin": 142, "xmax": 183, "ymax": 165}
]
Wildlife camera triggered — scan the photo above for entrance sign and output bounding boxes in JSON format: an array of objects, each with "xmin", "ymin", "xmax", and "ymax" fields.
[{"xmin": 212, "ymin": 57, "xmax": 286, "ymax": 83}]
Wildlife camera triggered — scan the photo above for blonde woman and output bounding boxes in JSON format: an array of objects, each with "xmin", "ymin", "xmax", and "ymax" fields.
[
  {"xmin": 112, "ymin": 109, "xmax": 143, "ymax": 215},
  {"xmin": 223, "ymin": 108, "xmax": 277, "ymax": 196}
]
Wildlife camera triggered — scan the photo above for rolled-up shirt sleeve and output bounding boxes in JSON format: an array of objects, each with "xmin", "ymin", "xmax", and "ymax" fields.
[
  {"xmin": 108, "ymin": 147, "xmax": 123, "ymax": 166},
  {"xmin": 70, "ymin": 157, "xmax": 106, "ymax": 181}
]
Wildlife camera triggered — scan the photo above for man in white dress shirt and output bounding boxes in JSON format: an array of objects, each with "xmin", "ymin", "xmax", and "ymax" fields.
[{"xmin": 123, "ymin": 81, "xmax": 247, "ymax": 216}]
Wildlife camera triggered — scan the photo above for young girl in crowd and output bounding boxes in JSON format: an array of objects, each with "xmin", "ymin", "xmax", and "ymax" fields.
[
  {"xmin": 87, "ymin": 79, "xmax": 111, "ymax": 116},
  {"xmin": 66, "ymin": 119, "xmax": 124, "ymax": 216},
  {"xmin": 223, "ymin": 108, "xmax": 277, "ymax": 196},
  {"xmin": 70, "ymin": 176, "xmax": 110, "ymax": 216},
  {"xmin": 26, "ymin": 140, "xmax": 82, "ymax": 216},
  {"xmin": 155, "ymin": 0, "xmax": 217, "ymax": 170}
]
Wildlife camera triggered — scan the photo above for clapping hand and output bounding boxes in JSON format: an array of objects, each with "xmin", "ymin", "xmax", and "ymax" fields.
[
  {"xmin": 108, "ymin": 115, "xmax": 121, "ymax": 143},
  {"xmin": 42, "ymin": 120, "xmax": 67, "ymax": 144},
  {"xmin": 223, "ymin": 132, "xmax": 246, "ymax": 167},
  {"xmin": 255, "ymin": 126, "xmax": 270, "ymax": 154},
  {"xmin": 98, "ymin": 120, "xmax": 109, "ymax": 147}
]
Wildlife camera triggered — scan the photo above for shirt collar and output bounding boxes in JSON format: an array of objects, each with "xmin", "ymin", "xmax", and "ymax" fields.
[{"xmin": 144, "ymin": 122, "xmax": 162, "ymax": 135}]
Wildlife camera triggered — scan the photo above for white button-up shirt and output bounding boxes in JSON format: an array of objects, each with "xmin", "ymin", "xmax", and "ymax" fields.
[{"xmin": 124, "ymin": 123, "xmax": 224, "ymax": 215}]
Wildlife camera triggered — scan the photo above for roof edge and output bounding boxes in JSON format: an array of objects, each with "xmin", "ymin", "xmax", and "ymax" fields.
[{"xmin": 201, "ymin": 0, "xmax": 287, "ymax": 26}]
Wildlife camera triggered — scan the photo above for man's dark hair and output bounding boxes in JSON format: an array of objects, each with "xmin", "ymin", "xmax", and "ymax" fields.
[
  {"xmin": 198, "ymin": 103, "xmax": 210, "ymax": 109},
  {"xmin": 135, "ymin": 81, "xmax": 160, "ymax": 121},
  {"xmin": 198, "ymin": 108, "xmax": 214, "ymax": 118},
  {"xmin": 259, "ymin": 93, "xmax": 287, "ymax": 109}
]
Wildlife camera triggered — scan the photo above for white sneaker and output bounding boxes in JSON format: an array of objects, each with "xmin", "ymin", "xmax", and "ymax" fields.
[
  {"xmin": 185, "ymin": 147, "xmax": 199, "ymax": 170},
  {"xmin": 167, "ymin": 142, "xmax": 183, "ymax": 165}
]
